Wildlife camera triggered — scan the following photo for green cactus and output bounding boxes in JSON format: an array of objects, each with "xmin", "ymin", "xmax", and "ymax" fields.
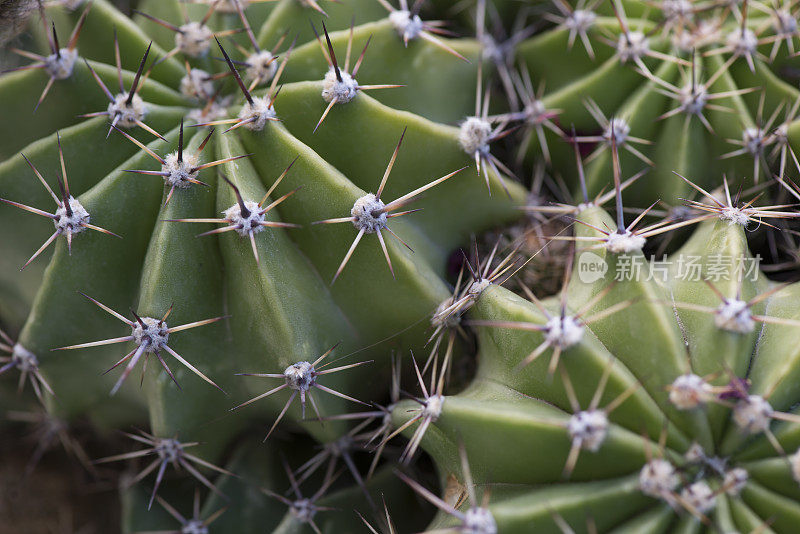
[
  {"xmin": 5, "ymin": 0, "xmax": 800, "ymax": 532},
  {"xmin": 514, "ymin": 0, "xmax": 800, "ymax": 209},
  {"xmin": 391, "ymin": 200, "xmax": 800, "ymax": 533}
]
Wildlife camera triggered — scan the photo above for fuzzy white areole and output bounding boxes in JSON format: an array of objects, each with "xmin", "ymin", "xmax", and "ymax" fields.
[
  {"xmin": 289, "ymin": 498, "xmax": 317, "ymax": 523},
  {"xmin": 459, "ymin": 116, "xmax": 493, "ymax": 157},
  {"xmin": 44, "ymin": 48, "xmax": 78, "ymax": 79},
  {"xmin": 733, "ymin": 394, "xmax": 774, "ymax": 433},
  {"xmin": 725, "ymin": 27, "xmax": 758, "ymax": 58},
  {"xmin": 617, "ymin": 30, "xmax": 650, "ymax": 63},
  {"xmin": 237, "ymin": 96, "xmax": 278, "ymax": 131},
  {"xmin": 10, "ymin": 343, "xmax": 40, "ymax": 373},
  {"xmin": 350, "ymin": 193, "xmax": 388, "ymax": 234},
  {"xmin": 422, "ymin": 393, "xmax": 445, "ymax": 421},
  {"xmin": 565, "ymin": 9, "xmax": 596, "ymax": 35},
  {"xmin": 187, "ymin": 97, "xmax": 231, "ymax": 125},
  {"xmin": 245, "ymin": 50, "xmax": 278, "ymax": 85},
  {"xmin": 567, "ymin": 409, "xmax": 609, "ymax": 452},
  {"xmin": 742, "ymin": 126, "xmax": 768, "ymax": 157},
  {"xmin": 461, "ymin": 507, "xmax": 498, "ymax": 534},
  {"xmin": 53, "ymin": 196, "xmax": 90, "ymax": 237},
  {"xmin": 603, "ymin": 117, "xmax": 632, "ymax": 146},
  {"xmin": 161, "ymin": 152, "xmax": 201, "ymax": 189},
  {"xmin": 283, "ymin": 360, "xmax": 317, "ymax": 395},
  {"xmin": 678, "ymin": 82, "xmax": 709, "ymax": 116},
  {"xmin": 180, "ymin": 68, "xmax": 214, "ymax": 100},
  {"xmin": 669, "ymin": 373, "xmax": 712, "ymax": 409},
  {"xmin": 639, "ymin": 458, "xmax": 679, "ymax": 498},
  {"xmin": 389, "ymin": 9, "xmax": 423, "ymax": 42},
  {"xmin": 224, "ymin": 200, "xmax": 267, "ymax": 235},
  {"xmin": 714, "ymin": 298, "xmax": 755, "ymax": 333},
  {"xmin": 181, "ymin": 519, "xmax": 208, "ymax": 534},
  {"xmin": 775, "ymin": 8, "xmax": 798, "ymax": 34},
  {"xmin": 604, "ymin": 229, "xmax": 646, "ymax": 254},
  {"xmin": 723, "ymin": 467, "xmax": 748, "ymax": 496},
  {"xmin": 322, "ymin": 67, "xmax": 359, "ymax": 104},
  {"xmin": 107, "ymin": 92, "xmax": 147, "ymax": 128},
  {"xmin": 662, "ymin": 0, "xmax": 693, "ymax": 19},
  {"xmin": 175, "ymin": 21, "xmax": 213, "ymax": 57},
  {"xmin": 544, "ymin": 315, "xmax": 584, "ymax": 350},
  {"xmin": 680, "ymin": 480, "xmax": 716, "ymax": 514}
]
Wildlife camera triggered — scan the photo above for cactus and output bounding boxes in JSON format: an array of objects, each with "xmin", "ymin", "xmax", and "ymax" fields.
[
  {"xmin": 4, "ymin": 0, "xmax": 800, "ymax": 533},
  {"xmin": 393, "ymin": 157, "xmax": 800, "ymax": 533},
  {"xmin": 515, "ymin": 0, "xmax": 800, "ymax": 209}
]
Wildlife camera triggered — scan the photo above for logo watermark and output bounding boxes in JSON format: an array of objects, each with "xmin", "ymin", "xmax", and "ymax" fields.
[
  {"xmin": 576, "ymin": 253, "xmax": 761, "ymax": 283},
  {"xmin": 577, "ymin": 251, "xmax": 608, "ymax": 283}
]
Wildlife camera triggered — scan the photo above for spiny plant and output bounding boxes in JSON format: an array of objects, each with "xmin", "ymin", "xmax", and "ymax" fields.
[
  {"xmin": 512, "ymin": 0, "xmax": 800, "ymax": 208},
  {"xmin": 0, "ymin": 0, "xmax": 516, "ymax": 530},
  {"xmin": 403, "ymin": 141, "xmax": 800, "ymax": 533},
  {"xmin": 4, "ymin": 0, "xmax": 800, "ymax": 533}
]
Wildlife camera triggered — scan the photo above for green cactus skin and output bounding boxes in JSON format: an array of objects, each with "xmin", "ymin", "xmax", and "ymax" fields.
[
  {"xmin": 392, "ymin": 202, "xmax": 800, "ymax": 533},
  {"xmin": 516, "ymin": 1, "xmax": 800, "ymax": 209},
  {"xmin": 0, "ymin": 0, "xmax": 523, "ymax": 531},
  {"xmin": 5, "ymin": 0, "xmax": 800, "ymax": 533}
]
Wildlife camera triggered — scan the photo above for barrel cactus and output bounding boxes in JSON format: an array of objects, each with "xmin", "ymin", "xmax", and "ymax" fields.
[
  {"xmin": 3, "ymin": 0, "xmax": 800, "ymax": 532},
  {"xmin": 514, "ymin": 0, "xmax": 800, "ymax": 211}
]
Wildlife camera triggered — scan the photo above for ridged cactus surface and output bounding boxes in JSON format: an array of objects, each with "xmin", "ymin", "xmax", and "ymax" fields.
[
  {"xmin": 4, "ymin": 0, "xmax": 800, "ymax": 533},
  {"xmin": 518, "ymin": 1, "xmax": 800, "ymax": 209}
]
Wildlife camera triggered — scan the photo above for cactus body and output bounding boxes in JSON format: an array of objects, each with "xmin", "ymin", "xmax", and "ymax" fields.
[{"xmin": 5, "ymin": 1, "xmax": 800, "ymax": 533}]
